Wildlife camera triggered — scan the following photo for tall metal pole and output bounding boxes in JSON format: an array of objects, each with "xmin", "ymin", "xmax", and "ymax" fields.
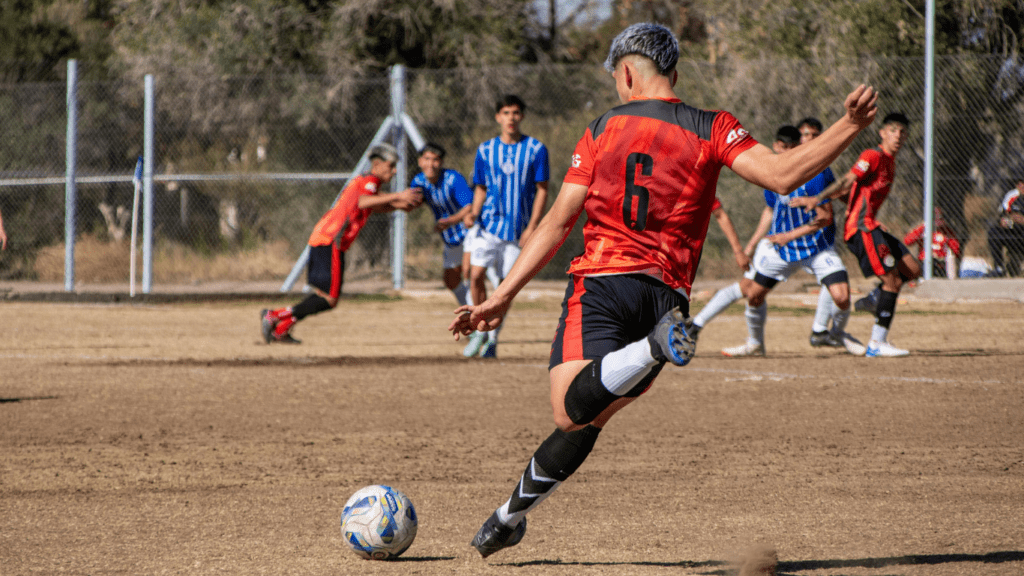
[
  {"xmin": 923, "ymin": 0, "xmax": 936, "ymax": 280},
  {"xmin": 390, "ymin": 65, "xmax": 407, "ymax": 290},
  {"xmin": 143, "ymin": 75, "xmax": 155, "ymax": 293},
  {"xmin": 64, "ymin": 59, "xmax": 78, "ymax": 292}
]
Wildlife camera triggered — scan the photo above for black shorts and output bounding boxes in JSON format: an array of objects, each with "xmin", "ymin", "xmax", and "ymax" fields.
[
  {"xmin": 550, "ymin": 273, "xmax": 688, "ymax": 372},
  {"xmin": 308, "ymin": 244, "xmax": 344, "ymax": 298},
  {"xmin": 845, "ymin": 228, "xmax": 911, "ymax": 278}
]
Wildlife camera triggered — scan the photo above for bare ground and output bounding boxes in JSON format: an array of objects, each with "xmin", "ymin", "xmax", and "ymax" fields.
[{"xmin": 1, "ymin": 289, "xmax": 1022, "ymax": 575}]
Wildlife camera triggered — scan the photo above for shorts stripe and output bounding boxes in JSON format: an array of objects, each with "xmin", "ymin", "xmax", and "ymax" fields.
[
  {"xmin": 329, "ymin": 245, "xmax": 343, "ymax": 299},
  {"xmin": 861, "ymin": 230, "xmax": 886, "ymax": 276},
  {"xmin": 561, "ymin": 276, "xmax": 586, "ymax": 362}
]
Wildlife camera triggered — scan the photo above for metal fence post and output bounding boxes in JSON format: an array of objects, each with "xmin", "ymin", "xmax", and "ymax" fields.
[
  {"xmin": 390, "ymin": 65, "xmax": 407, "ymax": 290},
  {"xmin": 143, "ymin": 75, "xmax": 155, "ymax": 293},
  {"xmin": 923, "ymin": 0, "xmax": 936, "ymax": 280},
  {"xmin": 64, "ymin": 59, "xmax": 78, "ymax": 292}
]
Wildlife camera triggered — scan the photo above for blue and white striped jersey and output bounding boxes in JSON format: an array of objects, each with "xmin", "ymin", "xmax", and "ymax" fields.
[
  {"xmin": 473, "ymin": 135, "xmax": 550, "ymax": 242},
  {"xmin": 764, "ymin": 167, "xmax": 836, "ymax": 262},
  {"xmin": 411, "ymin": 169, "xmax": 473, "ymax": 247}
]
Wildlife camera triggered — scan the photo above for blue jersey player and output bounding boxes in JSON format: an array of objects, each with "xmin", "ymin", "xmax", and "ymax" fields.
[
  {"xmin": 691, "ymin": 124, "xmax": 866, "ymax": 356},
  {"xmin": 461, "ymin": 94, "xmax": 550, "ymax": 359},
  {"xmin": 410, "ymin": 142, "xmax": 476, "ymax": 307}
]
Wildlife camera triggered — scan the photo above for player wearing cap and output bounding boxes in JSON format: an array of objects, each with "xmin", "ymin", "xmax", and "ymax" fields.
[
  {"xmin": 260, "ymin": 144, "xmax": 422, "ymax": 344},
  {"xmin": 792, "ymin": 112, "xmax": 920, "ymax": 357},
  {"xmin": 691, "ymin": 124, "xmax": 864, "ymax": 356},
  {"xmin": 449, "ymin": 22, "xmax": 878, "ymax": 558},
  {"xmin": 460, "ymin": 94, "xmax": 550, "ymax": 359}
]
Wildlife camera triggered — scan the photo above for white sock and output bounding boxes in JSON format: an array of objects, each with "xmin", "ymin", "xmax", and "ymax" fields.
[
  {"xmin": 830, "ymin": 306, "xmax": 850, "ymax": 336},
  {"xmin": 870, "ymin": 324, "xmax": 889, "ymax": 343},
  {"xmin": 694, "ymin": 282, "xmax": 743, "ymax": 328},
  {"xmin": 745, "ymin": 302, "xmax": 767, "ymax": 346},
  {"xmin": 452, "ymin": 282, "xmax": 471, "ymax": 307},
  {"xmin": 599, "ymin": 339, "xmax": 657, "ymax": 396},
  {"xmin": 812, "ymin": 288, "xmax": 833, "ymax": 333}
]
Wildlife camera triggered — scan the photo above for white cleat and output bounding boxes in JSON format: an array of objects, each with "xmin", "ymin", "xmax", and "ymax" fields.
[
  {"xmin": 839, "ymin": 332, "xmax": 867, "ymax": 356},
  {"xmin": 865, "ymin": 340, "xmax": 909, "ymax": 357},
  {"xmin": 721, "ymin": 342, "xmax": 765, "ymax": 357}
]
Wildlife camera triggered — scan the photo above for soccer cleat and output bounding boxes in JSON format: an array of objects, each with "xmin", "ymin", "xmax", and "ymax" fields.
[
  {"xmin": 839, "ymin": 332, "xmax": 867, "ymax": 356},
  {"xmin": 471, "ymin": 512, "xmax": 527, "ymax": 559},
  {"xmin": 462, "ymin": 331, "xmax": 487, "ymax": 358},
  {"xmin": 479, "ymin": 342, "xmax": 497, "ymax": 359},
  {"xmin": 647, "ymin": 307, "xmax": 697, "ymax": 366},
  {"xmin": 865, "ymin": 340, "xmax": 909, "ymax": 357},
  {"xmin": 854, "ymin": 293, "xmax": 878, "ymax": 315},
  {"xmin": 273, "ymin": 332, "xmax": 302, "ymax": 345},
  {"xmin": 260, "ymin": 309, "xmax": 276, "ymax": 344},
  {"xmin": 721, "ymin": 342, "xmax": 766, "ymax": 357},
  {"xmin": 809, "ymin": 330, "xmax": 843, "ymax": 348}
]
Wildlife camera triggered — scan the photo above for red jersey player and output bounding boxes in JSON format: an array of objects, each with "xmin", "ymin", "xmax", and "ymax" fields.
[
  {"xmin": 448, "ymin": 22, "xmax": 877, "ymax": 558},
  {"xmin": 792, "ymin": 113, "xmax": 921, "ymax": 357},
  {"xmin": 260, "ymin": 144, "xmax": 422, "ymax": 343}
]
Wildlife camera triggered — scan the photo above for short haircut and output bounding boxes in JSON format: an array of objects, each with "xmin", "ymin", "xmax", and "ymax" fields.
[
  {"xmin": 603, "ymin": 22, "xmax": 679, "ymax": 76},
  {"xmin": 419, "ymin": 141, "xmax": 446, "ymax": 159},
  {"xmin": 775, "ymin": 125, "xmax": 801, "ymax": 145},
  {"xmin": 798, "ymin": 117, "xmax": 823, "ymax": 132},
  {"xmin": 495, "ymin": 94, "xmax": 526, "ymax": 113},
  {"xmin": 882, "ymin": 112, "xmax": 910, "ymax": 127},
  {"xmin": 369, "ymin": 143, "xmax": 399, "ymax": 164}
]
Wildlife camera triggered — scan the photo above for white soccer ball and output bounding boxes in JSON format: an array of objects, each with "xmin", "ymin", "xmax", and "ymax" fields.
[{"xmin": 340, "ymin": 485, "xmax": 418, "ymax": 560}]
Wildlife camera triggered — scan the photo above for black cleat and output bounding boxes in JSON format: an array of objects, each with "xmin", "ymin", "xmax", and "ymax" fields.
[
  {"xmin": 260, "ymin": 309, "xmax": 275, "ymax": 344},
  {"xmin": 647, "ymin": 307, "xmax": 697, "ymax": 366},
  {"xmin": 809, "ymin": 330, "xmax": 843, "ymax": 347},
  {"xmin": 471, "ymin": 512, "xmax": 527, "ymax": 559}
]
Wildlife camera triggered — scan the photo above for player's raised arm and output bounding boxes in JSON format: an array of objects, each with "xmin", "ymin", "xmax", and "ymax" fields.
[
  {"xmin": 731, "ymin": 85, "xmax": 877, "ymax": 194},
  {"xmin": 448, "ymin": 181, "xmax": 587, "ymax": 338}
]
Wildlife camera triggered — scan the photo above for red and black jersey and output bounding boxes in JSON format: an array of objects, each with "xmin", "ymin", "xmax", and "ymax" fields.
[
  {"xmin": 563, "ymin": 98, "xmax": 757, "ymax": 295},
  {"xmin": 844, "ymin": 147, "xmax": 895, "ymax": 241},
  {"xmin": 308, "ymin": 174, "xmax": 380, "ymax": 250}
]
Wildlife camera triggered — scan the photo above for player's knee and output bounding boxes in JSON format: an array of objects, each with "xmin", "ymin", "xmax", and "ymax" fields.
[{"xmin": 747, "ymin": 292, "xmax": 766, "ymax": 307}]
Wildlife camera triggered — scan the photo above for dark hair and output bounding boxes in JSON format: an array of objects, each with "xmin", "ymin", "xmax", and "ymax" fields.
[
  {"xmin": 495, "ymin": 94, "xmax": 526, "ymax": 113},
  {"xmin": 775, "ymin": 125, "xmax": 801, "ymax": 145},
  {"xmin": 419, "ymin": 141, "xmax": 446, "ymax": 159},
  {"xmin": 882, "ymin": 112, "xmax": 910, "ymax": 127},
  {"xmin": 797, "ymin": 117, "xmax": 823, "ymax": 132}
]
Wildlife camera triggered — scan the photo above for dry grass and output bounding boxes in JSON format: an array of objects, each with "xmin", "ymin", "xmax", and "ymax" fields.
[{"xmin": 33, "ymin": 236, "xmax": 295, "ymax": 283}]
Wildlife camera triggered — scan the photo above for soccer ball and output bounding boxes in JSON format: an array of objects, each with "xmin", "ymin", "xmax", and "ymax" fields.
[{"xmin": 340, "ymin": 485, "xmax": 418, "ymax": 560}]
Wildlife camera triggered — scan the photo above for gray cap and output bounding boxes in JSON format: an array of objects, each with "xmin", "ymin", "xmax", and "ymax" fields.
[
  {"xmin": 369, "ymin": 143, "xmax": 399, "ymax": 164},
  {"xmin": 603, "ymin": 23, "xmax": 679, "ymax": 76}
]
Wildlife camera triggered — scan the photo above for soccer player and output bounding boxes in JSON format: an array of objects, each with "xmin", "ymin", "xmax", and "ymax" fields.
[
  {"xmin": 448, "ymin": 22, "xmax": 877, "ymax": 558},
  {"xmin": 791, "ymin": 112, "xmax": 920, "ymax": 357},
  {"xmin": 691, "ymin": 125, "xmax": 864, "ymax": 357},
  {"xmin": 410, "ymin": 142, "xmax": 475, "ymax": 306},
  {"xmin": 260, "ymin": 144, "xmax": 422, "ymax": 344},
  {"xmin": 460, "ymin": 94, "xmax": 550, "ymax": 359},
  {"xmin": 0, "ymin": 206, "xmax": 7, "ymax": 250}
]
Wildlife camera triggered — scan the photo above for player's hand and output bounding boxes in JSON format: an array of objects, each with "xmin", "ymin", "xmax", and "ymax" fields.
[
  {"xmin": 448, "ymin": 297, "xmax": 511, "ymax": 339},
  {"xmin": 766, "ymin": 233, "xmax": 785, "ymax": 246},
  {"xmin": 844, "ymin": 84, "xmax": 878, "ymax": 129},
  {"xmin": 463, "ymin": 213, "xmax": 476, "ymax": 228},
  {"xmin": 789, "ymin": 195, "xmax": 818, "ymax": 211},
  {"xmin": 733, "ymin": 250, "xmax": 750, "ymax": 271}
]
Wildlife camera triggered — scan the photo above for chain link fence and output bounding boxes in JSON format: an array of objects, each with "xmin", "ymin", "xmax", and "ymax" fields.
[{"xmin": 2, "ymin": 56, "xmax": 1021, "ymax": 289}]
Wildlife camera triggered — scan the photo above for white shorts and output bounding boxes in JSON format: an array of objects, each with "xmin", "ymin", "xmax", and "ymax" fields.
[
  {"xmin": 744, "ymin": 239, "xmax": 847, "ymax": 285},
  {"xmin": 466, "ymin": 227, "xmax": 521, "ymax": 279},
  {"xmin": 442, "ymin": 242, "xmax": 465, "ymax": 270}
]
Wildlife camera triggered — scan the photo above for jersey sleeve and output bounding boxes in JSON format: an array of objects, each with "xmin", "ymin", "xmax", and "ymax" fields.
[
  {"xmin": 763, "ymin": 190, "xmax": 777, "ymax": 209},
  {"xmin": 851, "ymin": 149, "xmax": 879, "ymax": 182},
  {"xmin": 410, "ymin": 173, "xmax": 425, "ymax": 189},
  {"xmin": 711, "ymin": 197, "xmax": 723, "ymax": 212},
  {"xmin": 472, "ymin": 147, "xmax": 487, "ymax": 187},
  {"xmin": 709, "ymin": 111, "xmax": 758, "ymax": 167},
  {"xmin": 451, "ymin": 171, "xmax": 473, "ymax": 207},
  {"xmin": 534, "ymin": 143, "xmax": 550, "ymax": 182},
  {"xmin": 563, "ymin": 129, "xmax": 597, "ymax": 186}
]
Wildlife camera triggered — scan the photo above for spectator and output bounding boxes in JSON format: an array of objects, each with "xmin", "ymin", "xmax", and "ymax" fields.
[
  {"xmin": 903, "ymin": 207, "xmax": 961, "ymax": 279},
  {"xmin": 987, "ymin": 178, "xmax": 1024, "ymax": 276}
]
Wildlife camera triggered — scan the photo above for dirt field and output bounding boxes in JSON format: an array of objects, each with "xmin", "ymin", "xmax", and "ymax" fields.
[{"xmin": 2, "ymin": 287, "xmax": 1023, "ymax": 575}]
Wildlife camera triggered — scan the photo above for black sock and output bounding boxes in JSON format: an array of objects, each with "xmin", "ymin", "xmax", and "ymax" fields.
[
  {"xmin": 291, "ymin": 294, "xmax": 332, "ymax": 320},
  {"xmin": 876, "ymin": 289, "xmax": 898, "ymax": 329}
]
